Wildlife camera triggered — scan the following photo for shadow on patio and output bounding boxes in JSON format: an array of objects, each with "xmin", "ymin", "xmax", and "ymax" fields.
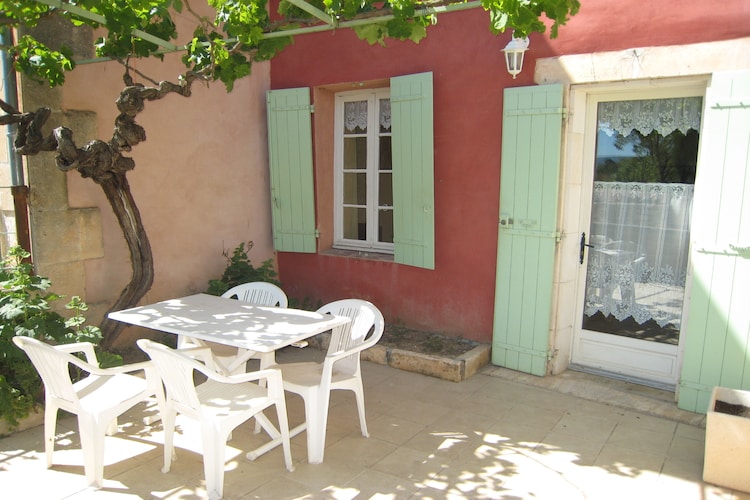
[{"xmin": 1, "ymin": 346, "xmax": 745, "ymax": 499}]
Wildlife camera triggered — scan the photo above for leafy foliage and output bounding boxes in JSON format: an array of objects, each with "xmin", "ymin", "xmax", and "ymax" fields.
[
  {"xmin": 11, "ymin": 34, "xmax": 75, "ymax": 87},
  {"xmin": 596, "ymin": 129, "xmax": 699, "ymax": 184},
  {"xmin": 205, "ymin": 242, "xmax": 323, "ymax": 310},
  {"xmin": 0, "ymin": 247, "xmax": 117, "ymax": 430},
  {"xmin": 481, "ymin": 0, "xmax": 580, "ymax": 38},
  {"xmin": 0, "ymin": 0, "xmax": 579, "ymax": 89},
  {"xmin": 206, "ymin": 241, "xmax": 280, "ymax": 296}
]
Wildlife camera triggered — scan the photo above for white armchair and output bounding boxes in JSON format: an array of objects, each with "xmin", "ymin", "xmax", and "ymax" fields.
[
  {"xmin": 137, "ymin": 339, "xmax": 294, "ymax": 500},
  {"xmin": 12, "ymin": 336, "xmax": 164, "ymax": 489},
  {"xmin": 264, "ymin": 299, "xmax": 384, "ymax": 464},
  {"xmin": 221, "ymin": 282, "xmax": 288, "ymax": 307}
]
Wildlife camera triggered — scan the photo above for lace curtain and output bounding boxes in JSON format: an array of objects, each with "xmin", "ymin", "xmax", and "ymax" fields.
[
  {"xmin": 344, "ymin": 99, "xmax": 391, "ymax": 132},
  {"xmin": 598, "ymin": 96, "xmax": 703, "ymax": 137},
  {"xmin": 584, "ymin": 182, "xmax": 694, "ymax": 328}
]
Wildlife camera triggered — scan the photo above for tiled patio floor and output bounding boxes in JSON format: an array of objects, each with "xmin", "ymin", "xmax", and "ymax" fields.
[{"xmin": 2, "ymin": 347, "xmax": 749, "ymax": 499}]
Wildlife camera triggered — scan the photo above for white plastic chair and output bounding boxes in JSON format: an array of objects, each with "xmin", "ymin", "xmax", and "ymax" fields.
[
  {"xmin": 12, "ymin": 336, "xmax": 163, "ymax": 489},
  {"xmin": 137, "ymin": 339, "xmax": 294, "ymax": 500},
  {"xmin": 178, "ymin": 282, "xmax": 289, "ymax": 374},
  {"xmin": 221, "ymin": 282, "xmax": 288, "ymax": 307},
  {"xmin": 268, "ymin": 299, "xmax": 384, "ymax": 464}
]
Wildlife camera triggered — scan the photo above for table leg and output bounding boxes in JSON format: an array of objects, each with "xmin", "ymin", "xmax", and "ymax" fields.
[{"xmin": 246, "ymin": 421, "xmax": 306, "ymax": 461}]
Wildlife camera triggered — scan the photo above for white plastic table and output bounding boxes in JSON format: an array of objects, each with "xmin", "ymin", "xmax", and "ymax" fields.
[
  {"xmin": 109, "ymin": 293, "xmax": 350, "ymax": 462},
  {"xmin": 109, "ymin": 293, "xmax": 348, "ymax": 373}
]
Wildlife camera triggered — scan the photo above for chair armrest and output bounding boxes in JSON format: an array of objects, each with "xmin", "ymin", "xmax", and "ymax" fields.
[
  {"xmin": 54, "ymin": 342, "xmax": 152, "ymax": 376},
  {"xmin": 69, "ymin": 360, "xmax": 153, "ymax": 377},
  {"xmin": 176, "ymin": 346, "xmax": 217, "ymax": 371},
  {"xmin": 145, "ymin": 342, "xmax": 282, "ymax": 390},
  {"xmin": 54, "ymin": 341, "xmax": 98, "ymax": 364},
  {"xmin": 97, "ymin": 360, "xmax": 153, "ymax": 375}
]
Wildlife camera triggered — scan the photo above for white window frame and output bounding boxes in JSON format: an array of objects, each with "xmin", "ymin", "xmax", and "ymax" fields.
[{"xmin": 333, "ymin": 88, "xmax": 393, "ymax": 253}]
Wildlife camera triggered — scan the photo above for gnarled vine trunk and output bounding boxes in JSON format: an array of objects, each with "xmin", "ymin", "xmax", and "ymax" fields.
[
  {"xmin": 2, "ymin": 73, "xmax": 200, "ymax": 349},
  {"xmin": 97, "ymin": 172, "xmax": 153, "ymax": 350}
]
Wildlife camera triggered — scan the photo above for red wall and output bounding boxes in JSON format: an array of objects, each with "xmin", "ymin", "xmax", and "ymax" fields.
[{"xmin": 270, "ymin": 1, "xmax": 750, "ymax": 342}]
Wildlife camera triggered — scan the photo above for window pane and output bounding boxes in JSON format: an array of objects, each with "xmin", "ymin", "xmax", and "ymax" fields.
[
  {"xmin": 379, "ymin": 99, "xmax": 391, "ymax": 133},
  {"xmin": 343, "ymin": 207, "xmax": 367, "ymax": 240},
  {"xmin": 379, "ymin": 136, "xmax": 392, "ymax": 171},
  {"xmin": 379, "ymin": 209, "xmax": 393, "ymax": 243},
  {"xmin": 594, "ymin": 128, "xmax": 698, "ymax": 183},
  {"xmin": 344, "ymin": 137, "xmax": 367, "ymax": 170},
  {"xmin": 343, "ymin": 172, "xmax": 367, "ymax": 205},
  {"xmin": 344, "ymin": 101, "xmax": 367, "ymax": 134},
  {"xmin": 582, "ymin": 98, "xmax": 700, "ymax": 343},
  {"xmin": 335, "ymin": 91, "xmax": 394, "ymax": 251},
  {"xmin": 378, "ymin": 172, "xmax": 392, "ymax": 206}
]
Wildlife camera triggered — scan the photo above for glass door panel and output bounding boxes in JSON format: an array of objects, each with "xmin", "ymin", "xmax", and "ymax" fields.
[{"xmin": 582, "ymin": 98, "xmax": 701, "ymax": 346}]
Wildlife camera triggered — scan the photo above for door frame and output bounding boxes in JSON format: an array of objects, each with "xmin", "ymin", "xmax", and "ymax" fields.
[
  {"xmin": 567, "ymin": 82, "xmax": 706, "ymax": 389},
  {"xmin": 542, "ymin": 73, "xmax": 711, "ymax": 378},
  {"xmin": 529, "ymin": 38, "xmax": 747, "ymax": 408}
]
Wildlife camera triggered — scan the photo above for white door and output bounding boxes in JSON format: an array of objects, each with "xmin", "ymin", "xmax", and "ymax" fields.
[{"xmin": 571, "ymin": 87, "xmax": 704, "ymax": 390}]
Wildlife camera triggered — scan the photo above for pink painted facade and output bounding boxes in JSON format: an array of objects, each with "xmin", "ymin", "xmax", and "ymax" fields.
[
  {"xmin": 55, "ymin": 44, "xmax": 275, "ymax": 339},
  {"xmin": 269, "ymin": 0, "xmax": 750, "ymax": 344},
  {"xmin": 13, "ymin": 0, "xmax": 748, "ymax": 409}
]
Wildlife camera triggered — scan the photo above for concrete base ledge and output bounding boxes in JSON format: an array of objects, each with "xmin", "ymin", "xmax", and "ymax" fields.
[
  {"xmin": 0, "ymin": 408, "xmax": 43, "ymax": 437},
  {"xmin": 361, "ymin": 343, "xmax": 491, "ymax": 382}
]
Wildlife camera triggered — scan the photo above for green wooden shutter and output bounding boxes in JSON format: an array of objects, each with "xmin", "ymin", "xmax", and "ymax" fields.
[
  {"xmin": 266, "ymin": 88, "xmax": 316, "ymax": 252},
  {"xmin": 391, "ymin": 72, "xmax": 435, "ymax": 269},
  {"xmin": 492, "ymin": 84, "xmax": 564, "ymax": 376},
  {"xmin": 678, "ymin": 71, "xmax": 750, "ymax": 413}
]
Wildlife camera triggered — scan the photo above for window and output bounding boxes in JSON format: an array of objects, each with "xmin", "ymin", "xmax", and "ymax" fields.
[
  {"xmin": 266, "ymin": 71, "xmax": 435, "ymax": 269},
  {"xmin": 334, "ymin": 90, "xmax": 393, "ymax": 252}
]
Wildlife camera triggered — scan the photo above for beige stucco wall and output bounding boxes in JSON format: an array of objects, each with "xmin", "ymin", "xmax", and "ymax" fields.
[{"xmin": 17, "ymin": 16, "xmax": 274, "ymax": 347}]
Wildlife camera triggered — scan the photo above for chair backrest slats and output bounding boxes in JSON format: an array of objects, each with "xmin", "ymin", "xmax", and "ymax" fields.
[
  {"xmin": 318, "ymin": 300, "xmax": 384, "ymax": 376},
  {"xmin": 137, "ymin": 341, "xmax": 202, "ymax": 412},
  {"xmin": 13, "ymin": 338, "xmax": 80, "ymax": 405},
  {"xmin": 221, "ymin": 282, "xmax": 288, "ymax": 308}
]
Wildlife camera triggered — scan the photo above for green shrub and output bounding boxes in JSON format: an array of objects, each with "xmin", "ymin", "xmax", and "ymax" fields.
[
  {"xmin": 0, "ymin": 246, "xmax": 115, "ymax": 430},
  {"xmin": 206, "ymin": 241, "xmax": 321, "ymax": 311},
  {"xmin": 206, "ymin": 241, "xmax": 279, "ymax": 296}
]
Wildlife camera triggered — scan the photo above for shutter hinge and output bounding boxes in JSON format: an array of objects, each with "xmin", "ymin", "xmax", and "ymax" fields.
[
  {"xmin": 314, "ymin": 228, "xmax": 320, "ymax": 238},
  {"xmin": 310, "ymin": 104, "xmax": 314, "ymax": 114},
  {"xmin": 711, "ymin": 99, "xmax": 750, "ymax": 109},
  {"xmin": 505, "ymin": 107, "xmax": 566, "ymax": 117}
]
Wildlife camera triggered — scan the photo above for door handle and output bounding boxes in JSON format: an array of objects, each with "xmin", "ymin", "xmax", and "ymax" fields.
[{"xmin": 579, "ymin": 232, "xmax": 594, "ymax": 264}]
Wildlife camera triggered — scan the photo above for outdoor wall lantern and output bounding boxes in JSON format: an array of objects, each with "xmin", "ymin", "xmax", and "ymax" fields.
[{"xmin": 502, "ymin": 34, "xmax": 530, "ymax": 79}]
